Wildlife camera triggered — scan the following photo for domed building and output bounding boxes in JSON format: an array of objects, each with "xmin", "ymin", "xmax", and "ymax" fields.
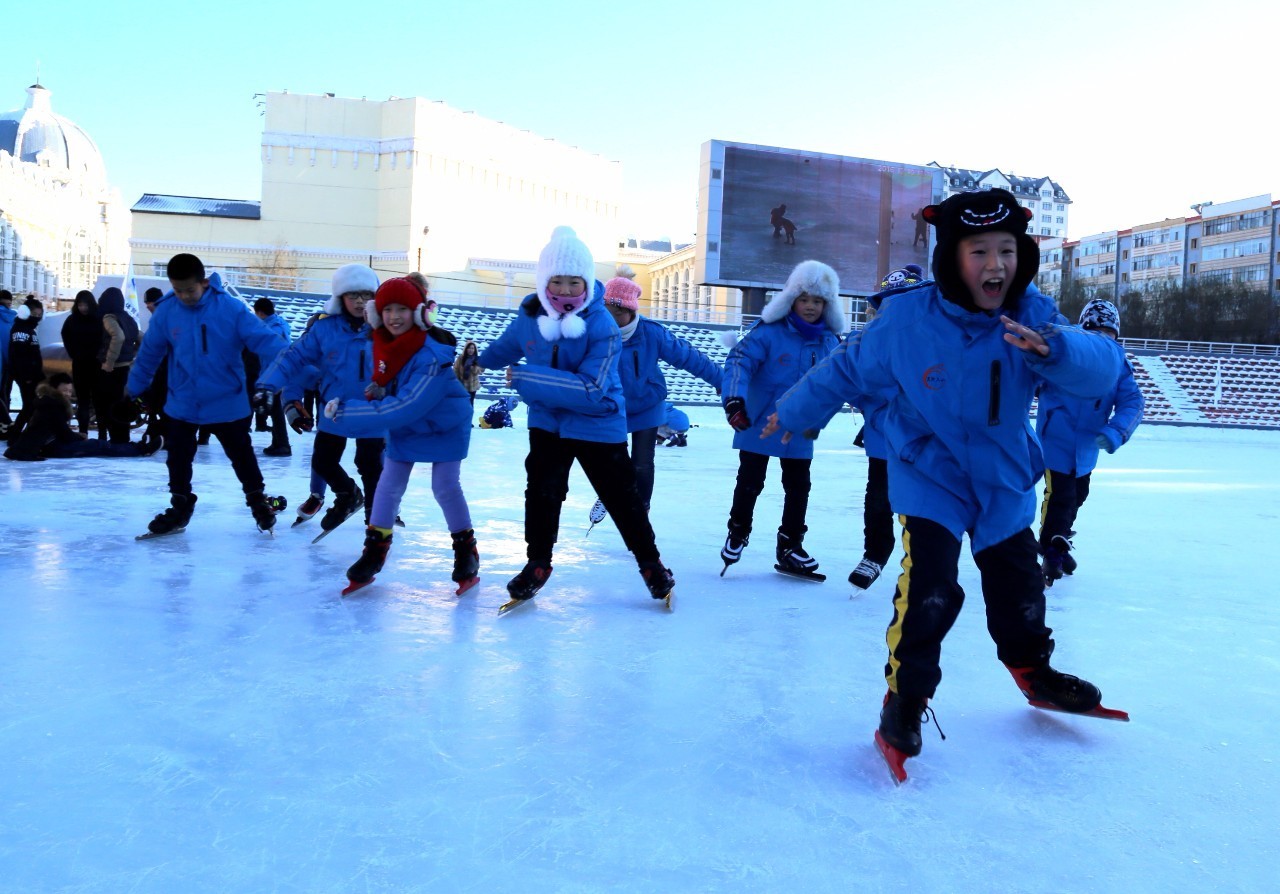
[{"xmin": 0, "ymin": 82, "xmax": 128, "ymax": 302}]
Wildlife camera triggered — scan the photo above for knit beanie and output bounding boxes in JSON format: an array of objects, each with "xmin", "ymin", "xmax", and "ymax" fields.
[
  {"xmin": 327, "ymin": 264, "xmax": 380, "ymax": 315},
  {"xmin": 921, "ymin": 188, "xmax": 1039, "ymax": 310},
  {"xmin": 1079, "ymin": 298, "xmax": 1121, "ymax": 336},
  {"xmin": 534, "ymin": 225, "xmax": 596, "ymax": 341},
  {"xmin": 760, "ymin": 259, "xmax": 847, "ymax": 334},
  {"xmin": 602, "ymin": 264, "xmax": 642, "ymax": 313},
  {"xmin": 869, "ymin": 264, "xmax": 926, "ymax": 310},
  {"xmin": 367, "ymin": 277, "xmax": 432, "ymax": 330}
]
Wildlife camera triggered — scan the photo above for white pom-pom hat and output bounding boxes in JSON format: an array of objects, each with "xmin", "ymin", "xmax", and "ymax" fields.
[{"xmin": 534, "ymin": 225, "xmax": 596, "ymax": 341}]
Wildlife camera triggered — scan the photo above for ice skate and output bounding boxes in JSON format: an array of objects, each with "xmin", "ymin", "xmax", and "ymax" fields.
[
  {"xmin": 1006, "ymin": 663, "xmax": 1127, "ymax": 720},
  {"xmin": 848, "ymin": 557, "xmax": 883, "ymax": 592},
  {"xmin": 247, "ymin": 491, "xmax": 286, "ymax": 533},
  {"xmin": 586, "ymin": 498, "xmax": 607, "ymax": 536},
  {"xmin": 313, "ymin": 486, "xmax": 363, "ymax": 543},
  {"xmin": 1042, "ymin": 534, "xmax": 1071, "ymax": 586},
  {"xmin": 719, "ymin": 520, "xmax": 750, "ymax": 576},
  {"xmin": 293, "ymin": 492, "xmax": 324, "ymax": 527},
  {"xmin": 138, "ymin": 493, "xmax": 197, "ymax": 539},
  {"xmin": 343, "ymin": 526, "xmax": 393, "ymax": 595},
  {"xmin": 500, "ymin": 562, "xmax": 552, "ymax": 613},
  {"xmin": 774, "ymin": 531, "xmax": 825, "ymax": 582},
  {"xmin": 875, "ymin": 689, "xmax": 944, "ymax": 784},
  {"xmin": 639, "ymin": 561, "xmax": 675, "ymax": 609},
  {"xmin": 451, "ymin": 528, "xmax": 480, "ymax": 595}
]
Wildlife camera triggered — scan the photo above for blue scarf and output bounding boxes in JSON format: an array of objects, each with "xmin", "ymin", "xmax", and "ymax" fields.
[{"xmin": 787, "ymin": 311, "xmax": 827, "ymax": 340}]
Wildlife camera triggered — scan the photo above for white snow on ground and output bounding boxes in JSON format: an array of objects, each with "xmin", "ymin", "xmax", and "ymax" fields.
[{"xmin": 1, "ymin": 406, "xmax": 1276, "ymax": 893}]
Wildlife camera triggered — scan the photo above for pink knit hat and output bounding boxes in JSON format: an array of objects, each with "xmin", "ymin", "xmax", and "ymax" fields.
[{"xmin": 603, "ymin": 267, "xmax": 642, "ymax": 312}]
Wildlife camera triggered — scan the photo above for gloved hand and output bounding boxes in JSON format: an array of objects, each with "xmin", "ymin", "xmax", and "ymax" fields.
[
  {"xmin": 251, "ymin": 388, "xmax": 276, "ymax": 412},
  {"xmin": 284, "ymin": 400, "xmax": 314, "ymax": 433},
  {"xmin": 324, "ymin": 398, "xmax": 342, "ymax": 420},
  {"xmin": 364, "ymin": 382, "xmax": 386, "ymax": 400},
  {"xmin": 1095, "ymin": 433, "xmax": 1114, "ymax": 453},
  {"xmin": 724, "ymin": 397, "xmax": 751, "ymax": 432},
  {"xmin": 112, "ymin": 395, "xmax": 148, "ymax": 425}
]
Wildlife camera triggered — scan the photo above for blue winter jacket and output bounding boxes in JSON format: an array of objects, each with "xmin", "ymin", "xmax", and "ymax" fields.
[
  {"xmin": 258, "ymin": 313, "xmax": 378, "ymax": 439},
  {"xmin": 1036, "ymin": 352, "xmax": 1144, "ymax": 476},
  {"xmin": 126, "ymin": 273, "xmax": 289, "ymax": 425},
  {"xmin": 619, "ymin": 318, "xmax": 722, "ymax": 432},
  {"xmin": 477, "ymin": 288, "xmax": 628, "ymax": 443},
  {"xmin": 261, "ymin": 313, "xmax": 292, "ymax": 344},
  {"xmin": 722, "ymin": 316, "xmax": 840, "ymax": 459},
  {"xmin": 335, "ymin": 336, "xmax": 472, "ymax": 463},
  {"xmin": 0, "ymin": 304, "xmax": 14, "ymax": 375},
  {"xmin": 774, "ymin": 283, "xmax": 1125, "ymax": 552}
]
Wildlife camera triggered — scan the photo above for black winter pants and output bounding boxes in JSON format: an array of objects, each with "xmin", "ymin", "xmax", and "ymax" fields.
[
  {"xmin": 885, "ymin": 516, "xmax": 1053, "ymax": 699},
  {"xmin": 93, "ymin": 365, "xmax": 132, "ymax": 443},
  {"xmin": 862, "ymin": 456, "xmax": 895, "ymax": 565},
  {"xmin": 70, "ymin": 359, "xmax": 97, "ymax": 433},
  {"xmin": 524, "ymin": 427, "xmax": 661, "ymax": 566},
  {"xmin": 629, "ymin": 425, "xmax": 659, "ymax": 510},
  {"xmin": 165, "ymin": 415, "xmax": 265, "ymax": 497},
  {"xmin": 1038, "ymin": 469, "xmax": 1092, "ymax": 550},
  {"xmin": 311, "ymin": 430, "xmax": 384, "ymax": 516},
  {"xmin": 728, "ymin": 450, "xmax": 811, "ymax": 540}
]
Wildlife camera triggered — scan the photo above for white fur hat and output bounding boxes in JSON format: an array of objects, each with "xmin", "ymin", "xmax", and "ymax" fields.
[
  {"xmin": 760, "ymin": 259, "xmax": 847, "ymax": 334},
  {"xmin": 327, "ymin": 264, "xmax": 380, "ymax": 315},
  {"xmin": 534, "ymin": 226, "xmax": 596, "ymax": 341}
]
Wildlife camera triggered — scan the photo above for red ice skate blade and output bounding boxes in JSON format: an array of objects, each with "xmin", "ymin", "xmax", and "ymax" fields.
[
  {"xmin": 1027, "ymin": 699, "xmax": 1130, "ymax": 722},
  {"xmin": 455, "ymin": 576, "xmax": 480, "ymax": 596},
  {"xmin": 342, "ymin": 578, "xmax": 373, "ymax": 596},
  {"xmin": 874, "ymin": 730, "xmax": 910, "ymax": 785}
]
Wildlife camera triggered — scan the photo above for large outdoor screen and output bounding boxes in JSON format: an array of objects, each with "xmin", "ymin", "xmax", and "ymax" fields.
[{"xmin": 696, "ymin": 141, "xmax": 942, "ymax": 294}]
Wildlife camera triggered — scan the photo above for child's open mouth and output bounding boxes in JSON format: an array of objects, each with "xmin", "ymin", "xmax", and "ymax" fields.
[{"xmin": 983, "ymin": 278, "xmax": 1004, "ymax": 298}]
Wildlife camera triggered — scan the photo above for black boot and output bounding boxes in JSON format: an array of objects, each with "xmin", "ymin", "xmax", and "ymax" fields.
[
  {"xmin": 1042, "ymin": 534, "xmax": 1072, "ymax": 586},
  {"xmin": 720, "ymin": 519, "xmax": 751, "ymax": 570},
  {"xmin": 246, "ymin": 491, "xmax": 285, "ymax": 532},
  {"xmin": 638, "ymin": 561, "xmax": 675, "ymax": 601},
  {"xmin": 1007, "ymin": 663, "xmax": 1102, "ymax": 713},
  {"xmin": 450, "ymin": 528, "xmax": 480, "ymax": 584},
  {"xmin": 878, "ymin": 689, "xmax": 931, "ymax": 757},
  {"xmin": 148, "ymin": 492, "xmax": 198, "ymax": 535},
  {"xmin": 347, "ymin": 526, "xmax": 393, "ymax": 585},
  {"xmin": 776, "ymin": 530, "xmax": 820, "ymax": 574},
  {"xmin": 506, "ymin": 561, "xmax": 552, "ymax": 601},
  {"xmin": 320, "ymin": 486, "xmax": 363, "ymax": 532}
]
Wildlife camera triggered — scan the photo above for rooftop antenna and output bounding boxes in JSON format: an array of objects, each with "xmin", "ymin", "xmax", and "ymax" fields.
[{"xmin": 34, "ymin": 60, "xmax": 41, "ymax": 86}]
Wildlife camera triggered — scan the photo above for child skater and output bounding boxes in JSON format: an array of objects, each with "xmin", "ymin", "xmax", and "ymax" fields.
[
  {"xmin": 598, "ymin": 264, "xmax": 722, "ymax": 512},
  {"xmin": 719, "ymin": 259, "xmax": 844, "ymax": 579},
  {"xmin": 323, "ymin": 276, "xmax": 478, "ymax": 595},
  {"xmin": 257, "ymin": 264, "xmax": 386, "ymax": 539},
  {"xmin": 1037, "ymin": 298, "xmax": 1144, "ymax": 585},
  {"xmin": 767, "ymin": 188, "xmax": 1130, "ymax": 781},
  {"xmin": 848, "ymin": 264, "xmax": 925, "ymax": 593},
  {"xmin": 477, "ymin": 226, "xmax": 675, "ymax": 609}
]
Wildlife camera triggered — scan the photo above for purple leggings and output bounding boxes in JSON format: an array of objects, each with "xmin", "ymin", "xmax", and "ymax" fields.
[{"xmin": 369, "ymin": 458, "xmax": 471, "ymax": 533}]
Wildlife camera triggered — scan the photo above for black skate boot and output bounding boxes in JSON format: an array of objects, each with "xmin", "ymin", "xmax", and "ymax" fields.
[
  {"xmin": 848, "ymin": 556, "xmax": 884, "ymax": 591},
  {"xmin": 246, "ymin": 491, "xmax": 285, "ymax": 533},
  {"xmin": 141, "ymin": 492, "xmax": 198, "ymax": 538},
  {"xmin": 319, "ymin": 486, "xmax": 363, "ymax": 534},
  {"xmin": 775, "ymin": 530, "xmax": 825, "ymax": 581},
  {"xmin": 1006, "ymin": 663, "xmax": 1102, "ymax": 714},
  {"xmin": 451, "ymin": 528, "xmax": 480, "ymax": 595},
  {"xmin": 1042, "ymin": 534, "xmax": 1072, "ymax": 586},
  {"xmin": 875, "ymin": 689, "xmax": 944, "ymax": 784},
  {"xmin": 720, "ymin": 520, "xmax": 751, "ymax": 576},
  {"xmin": 638, "ymin": 561, "xmax": 675, "ymax": 606},
  {"xmin": 500, "ymin": 561, "xmax": 553, "ymax": 612},
  {"xmin": 343, "ymin": 526, "xmax": 393, "ymax": 594}
]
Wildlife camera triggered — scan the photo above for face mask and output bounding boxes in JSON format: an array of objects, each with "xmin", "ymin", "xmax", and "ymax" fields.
[{"xmin": 545, "ymin": 286, "xmax": 585, "ymax": 316}]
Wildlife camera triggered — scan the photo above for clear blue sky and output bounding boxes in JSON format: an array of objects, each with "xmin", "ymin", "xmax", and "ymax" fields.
[{"xmin": 6, "ymin": 0, "xmax": 1273, "ymax": 241}]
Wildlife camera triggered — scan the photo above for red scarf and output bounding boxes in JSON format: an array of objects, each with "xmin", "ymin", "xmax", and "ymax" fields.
[{"xmin": 371, "ymin": 326, "xmax": 427, "ymax": 387}]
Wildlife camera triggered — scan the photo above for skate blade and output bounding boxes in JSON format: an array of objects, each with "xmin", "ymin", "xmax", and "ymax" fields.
[
  {"xmin": 774, "ymin": 564, "xmax": 827, "ymax": 582},
  {"xmin": 874, "ymin": 730, "xmax": 910, "ymax": 784},
  {"xmin": 342, "ymin": 577, "xmax": 373, "ymax": 596},
  {"xmin": 311, "ymin": 527, "xmax": 335, "ymax": 544},
  {"xmin": 455, "ymin": 576, "xmax": 480, "ymax": 596},
  {"xmin": 663, "ymin": 591, "xmax": 674, "ymax": 611},
  {"xmin": 1027, "ymin": 700, "xmax": 1130, "ymax": 722},
  {"xmin": 136, "ymin": 527, "xmax": 185, "ymax": 541},
  {"xmin": 292, "ymin": 515, "xmax": 317, "ymax": 527},
  {"xmin": 498, "ymin": 596, "xmax": 533, "ymax": 615}
]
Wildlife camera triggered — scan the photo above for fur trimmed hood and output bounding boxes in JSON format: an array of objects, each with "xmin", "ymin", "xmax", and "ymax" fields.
[{"xmin": 760, "ymin": 260, "xmax": 847, "ymax": 334}]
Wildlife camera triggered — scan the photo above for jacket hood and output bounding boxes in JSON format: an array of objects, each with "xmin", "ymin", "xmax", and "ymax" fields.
[{"xmin": 760, "ymin": 260, "xmax": 847, "ymax": 334}]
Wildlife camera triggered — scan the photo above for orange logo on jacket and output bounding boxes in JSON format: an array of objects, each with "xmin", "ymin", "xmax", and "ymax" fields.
[{"xmin": 923, "ymin": 364, "xmax": 946, "ymax": 390}]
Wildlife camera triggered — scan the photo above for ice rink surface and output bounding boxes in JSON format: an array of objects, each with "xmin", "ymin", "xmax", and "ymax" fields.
[{"xmin": 2, "ymin": 407, "xmax": 1276, "ymax": 893}]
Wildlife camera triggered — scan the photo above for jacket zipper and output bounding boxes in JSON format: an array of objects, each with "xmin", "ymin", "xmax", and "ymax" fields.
[
  {"xmin": 200, "ymin": 324, "xmax": 208, "ymax": 354},
  {"xmin": 633, "ymin": 352, "xmax": 640, "ymax": 376},
  {"xmin": 359, "ymin": 348, "xmax": 366, "ymax": 380},
  {"xmin": 551, "ymin": 345, "xmax": 559, "ymax": 369},
  {"xmin": 988, "ymin": 360, "xmax": 1001, "ymax": 425}
]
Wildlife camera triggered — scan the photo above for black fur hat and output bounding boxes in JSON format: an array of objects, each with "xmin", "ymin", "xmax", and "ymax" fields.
[{"xmin": 921, "ymin": 188, "xmax": 1040, "ymax": 310}]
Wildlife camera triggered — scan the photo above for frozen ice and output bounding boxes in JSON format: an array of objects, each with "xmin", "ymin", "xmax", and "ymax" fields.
[{"xmin": 1, "ymin": 407, "xmax": 1276, "ymax": 892}]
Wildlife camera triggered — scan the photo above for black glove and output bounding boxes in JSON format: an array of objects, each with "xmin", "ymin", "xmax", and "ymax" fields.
[
  {"xmin": 251, "ymin": 388, "xmax": 276, "ymax": 412},
  {"xmin": 284, "ymin": 400, "xmax": 314, "ymax": 434},
  {"xmin": 724, "ymin": 397, "xmax": 751, "ymax": 432},
  {"xmin": 112, "ymin": 395, "xmax": 148, "ymax": 425}
]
